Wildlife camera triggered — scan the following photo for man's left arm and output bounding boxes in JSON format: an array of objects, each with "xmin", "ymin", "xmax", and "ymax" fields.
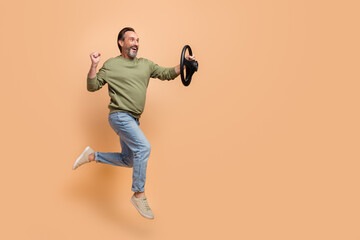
[
  {"xmin": 150, "ymin": 56, "xmax": 196, "ymax": 80},
  {"xmin": 150, "ymin": 63, "xmax": 178, "ymax": 80}
]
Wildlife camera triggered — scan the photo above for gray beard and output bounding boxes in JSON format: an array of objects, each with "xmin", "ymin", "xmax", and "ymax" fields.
[{"xmin": 127, "ymin": 48, "xmax": 137, "ymax": 58}]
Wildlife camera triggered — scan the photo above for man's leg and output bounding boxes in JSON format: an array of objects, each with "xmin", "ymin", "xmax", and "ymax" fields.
[
  {"xmin": 87, "ymin": 112, "xmax": 150, "ymax": 191},
  {"xmin": 105, "ymin": 112, "xmax": 151, "ymax": 193},
  {"xmin": 108, "ymin": 112, "xmax": 154, "ymax": 219},
  {"xmin": 92, "ymin": 139, "xmax": 133, "ymax": 167},
  {"xmin": 82, "ymin": 112, "xmax": 153, "ymax": 219}
]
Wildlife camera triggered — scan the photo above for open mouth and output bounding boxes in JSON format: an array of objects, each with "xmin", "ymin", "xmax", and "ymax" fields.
[{"xmin": 130, "ymin": 46, "xmax": 138, "ymax": 51}]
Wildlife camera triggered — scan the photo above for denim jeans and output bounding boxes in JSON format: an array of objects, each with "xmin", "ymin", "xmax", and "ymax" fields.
[{"xmin": 94, "ymin": 111, "xmax": 151, "ymax": 193}]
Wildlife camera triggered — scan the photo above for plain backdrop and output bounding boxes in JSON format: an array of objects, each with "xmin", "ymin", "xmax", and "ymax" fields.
[{"xmin": 0, "ymin": 0, "xmax": 359, "ymax": 239}]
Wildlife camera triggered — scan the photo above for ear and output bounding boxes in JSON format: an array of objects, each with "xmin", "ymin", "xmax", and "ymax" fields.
[{"xmin": 119, "ymin": 40, "xmax": 124, "ymax": 48}]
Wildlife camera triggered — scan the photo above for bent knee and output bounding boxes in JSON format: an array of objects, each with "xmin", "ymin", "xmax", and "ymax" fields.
[
  {"xmin": 137, "ymin": 141, "xmax": 151, "ymax": 156},
  {"xmin": 142, "ymin": 142, "xmax": 151, "ymax": 155}
]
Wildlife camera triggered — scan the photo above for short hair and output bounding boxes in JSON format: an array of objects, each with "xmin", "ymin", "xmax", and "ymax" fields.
[{"xmin": 117, "ymin": 27, "xmax": 135, "ymax": 53}]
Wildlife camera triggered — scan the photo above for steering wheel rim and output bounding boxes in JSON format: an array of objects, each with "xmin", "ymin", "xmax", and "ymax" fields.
[{"xmin": 180, "ymin": 45, "xmax": 193, "ymax": 86}]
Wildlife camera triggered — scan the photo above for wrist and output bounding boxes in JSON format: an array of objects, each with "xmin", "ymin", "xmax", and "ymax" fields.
[{"xmin": 175, "ymin": 65, "xmax": 181, "ymax": 75}]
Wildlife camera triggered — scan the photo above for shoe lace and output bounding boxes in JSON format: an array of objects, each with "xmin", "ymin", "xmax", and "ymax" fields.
[{"xmin": 142, "ymin": 198, "xmax": 151, "ymax": 211}]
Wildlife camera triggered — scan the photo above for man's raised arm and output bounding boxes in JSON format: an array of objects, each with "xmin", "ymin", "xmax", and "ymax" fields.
[
  {"xmin": 88, "ymin": 52, "xmax": 101, "ymax": 78},
  {"xmin": 87, "ymin": 52, "xmax": 107, "ymax": 92}
]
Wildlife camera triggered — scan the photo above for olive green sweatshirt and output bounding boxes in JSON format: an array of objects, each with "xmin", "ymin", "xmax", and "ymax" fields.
[{"xmin": 87, "ymin": 56, "xmax": 179, "ymax": 118}]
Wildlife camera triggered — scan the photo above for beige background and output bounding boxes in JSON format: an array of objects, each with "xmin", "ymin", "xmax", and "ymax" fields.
[{"xmin": 0, "ymin": 0, "xmax": 359, "ymax": 239}]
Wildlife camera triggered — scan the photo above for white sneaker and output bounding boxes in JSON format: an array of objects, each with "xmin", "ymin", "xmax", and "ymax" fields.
[
  {"xmin": 130, "ymin": 194, "xmax": 154, "ymax": 219},
  {"xmin": 72, "ymin": 146, "xmax": 95, "ymax": 170}
]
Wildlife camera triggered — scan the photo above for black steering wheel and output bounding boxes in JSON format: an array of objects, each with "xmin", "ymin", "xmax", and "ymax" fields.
[{"xmin": 180, "ymin": 45, "xmax": 199, "ymax": 86}]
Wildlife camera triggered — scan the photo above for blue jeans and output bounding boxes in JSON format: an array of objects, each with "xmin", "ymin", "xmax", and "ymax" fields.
[{"xmin": 94, "ymin": 112, "xmax": 151, "ymax": 193}]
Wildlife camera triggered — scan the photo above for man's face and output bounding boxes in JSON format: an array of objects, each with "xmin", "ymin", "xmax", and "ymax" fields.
[{"xmin": 119, "ymin": 31, "xmax": 139, "ymax": 59}]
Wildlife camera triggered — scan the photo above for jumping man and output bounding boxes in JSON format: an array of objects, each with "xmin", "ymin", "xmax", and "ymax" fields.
[{"xmin": 72, "ymin": 27, "xmax": 195, "ymax": 219}]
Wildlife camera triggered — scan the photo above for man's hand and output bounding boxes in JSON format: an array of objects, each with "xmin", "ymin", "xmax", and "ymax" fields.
[
  {"xmin": 90, "ymin": 52, "xmax": 101, "ymax": 67},
  {"xmin": 186, "ymin": 55, "xmax": 195, "ymax": 61},
  {"xmin": 174, "ymin": 55, "xmax": 196, "ymax": 75}
]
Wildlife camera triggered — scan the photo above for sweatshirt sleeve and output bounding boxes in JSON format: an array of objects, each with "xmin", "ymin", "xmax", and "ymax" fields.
[
  {"xmin": 149, "ymin": 60, "xmax": 178, "ymax": 81},
  {"xmin": 87, "ymin": 62, "xmax": 108, "ymax": 92}
]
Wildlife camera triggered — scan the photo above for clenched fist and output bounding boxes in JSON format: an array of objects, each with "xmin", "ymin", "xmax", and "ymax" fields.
[{"xmin": 90, "ymin": 52, "xmax": 101, "ymax": 66}]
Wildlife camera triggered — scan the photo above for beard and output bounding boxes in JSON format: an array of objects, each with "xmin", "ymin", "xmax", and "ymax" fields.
[{"xmin": 126, "ymin": 46, "xmax": 138, "ymax": 58}]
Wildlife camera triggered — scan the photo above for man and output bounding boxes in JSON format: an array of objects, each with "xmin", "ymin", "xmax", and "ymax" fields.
[{"xmin": 72, "ymin": 27, "xmax": 195, "ymax": 219}]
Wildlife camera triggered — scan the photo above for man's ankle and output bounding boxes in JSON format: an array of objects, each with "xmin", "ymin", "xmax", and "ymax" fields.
[
  {"xmin": 135, "ymin": 192, "xmax": 145, "ymax": 198},
  {"xmin": 88, "ymin": 153, "xmax": 95, "ymax": 162}
]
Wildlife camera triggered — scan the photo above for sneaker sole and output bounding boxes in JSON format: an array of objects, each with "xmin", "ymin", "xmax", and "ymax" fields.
[
  {"xmin": 72, "ymin": 146, "xmax": 91, "ymax": 170},
  {"xmin": 130, "ymin": 198, "xmax": 154, "ymax": 219}
]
